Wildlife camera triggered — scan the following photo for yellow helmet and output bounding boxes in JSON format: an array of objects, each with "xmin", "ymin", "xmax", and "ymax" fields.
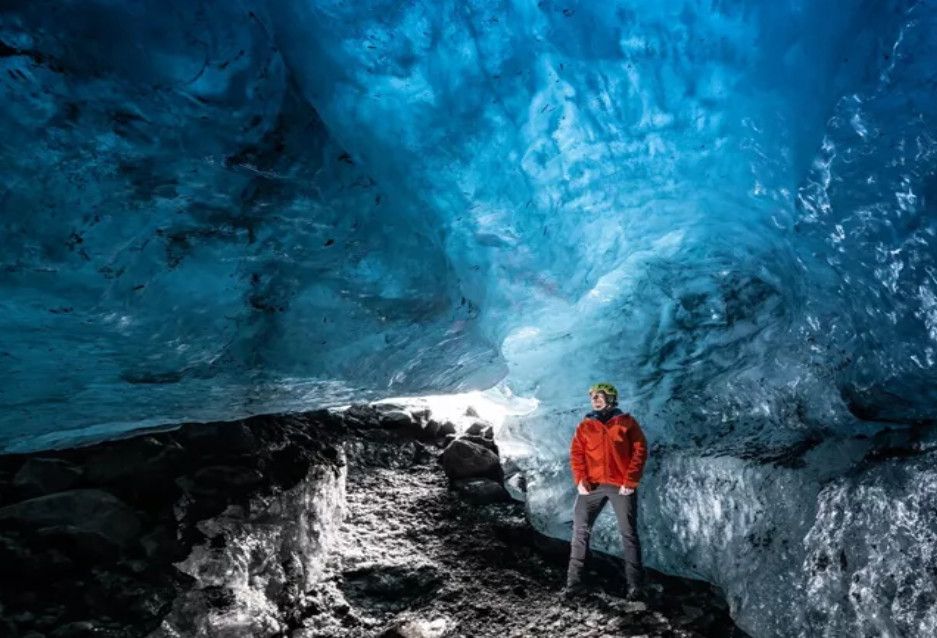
[{"xmin": 588, "ymin": 382, "xmax": 618, "ymax": 404}]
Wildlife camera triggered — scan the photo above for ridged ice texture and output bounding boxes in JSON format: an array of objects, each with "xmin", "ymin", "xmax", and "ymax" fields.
[
  {"xmin": 0, "ymin": 1, "xmax": 504, "ymax": 450},
  {"xmin": 521, "ymin": 429, "xmax": 937, "ymax": 638},
  {"xmin": 3, "ymin": 1, "xmax": 937, "ymax": 635}
]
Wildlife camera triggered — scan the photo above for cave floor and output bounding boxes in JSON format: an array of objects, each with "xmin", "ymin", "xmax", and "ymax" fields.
[{"xmin": 294, "ymin": 430, "xmax": 749, "ymax": 638}]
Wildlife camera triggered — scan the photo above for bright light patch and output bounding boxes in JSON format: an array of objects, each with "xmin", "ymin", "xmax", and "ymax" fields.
[{"xmin": 373, "ymin": 382, "xmax": 539, "ymax": 434}]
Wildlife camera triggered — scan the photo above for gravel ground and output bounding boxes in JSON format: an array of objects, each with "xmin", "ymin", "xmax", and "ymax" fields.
[{"xmin": 293, "ymin": 429, "xmax": 748, "ymax": 638}]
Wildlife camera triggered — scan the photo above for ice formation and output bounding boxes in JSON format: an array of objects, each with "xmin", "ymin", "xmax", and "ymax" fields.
[{"xmin": 2, "ymin": 1, "xmax": 936, "ymax": 635}]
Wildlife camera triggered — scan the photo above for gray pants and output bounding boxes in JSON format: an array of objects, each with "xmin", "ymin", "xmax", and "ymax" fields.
[{"xmin": 566, "ymin": 483, "xmax": 644, "ymax": 588}]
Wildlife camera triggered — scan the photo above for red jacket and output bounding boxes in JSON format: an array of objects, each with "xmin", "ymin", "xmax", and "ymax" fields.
[{"xmin": 570, "ymin": 411, "xmax": 648, "ymax": 489}]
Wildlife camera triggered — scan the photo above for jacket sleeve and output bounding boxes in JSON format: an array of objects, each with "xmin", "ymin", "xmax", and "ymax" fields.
[
  {"xmin": 570, "ymin": 424, "xmax": 587, "ymax": 486},
  {"xmin": 622, "ymin": 417, "xmax": 648, "ymax": 489}
]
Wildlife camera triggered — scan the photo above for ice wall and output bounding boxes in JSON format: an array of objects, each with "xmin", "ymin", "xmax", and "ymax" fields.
[
  {"xmin": 2, "ymin": 1, "xmax": 936, "ymax": 636},
  {"xmin": 271, "ymin": 0, "xmax": 932, "ymax": 451},
  {"xmin": 0, "ymin": 1, "xmax": 504, "ymax": 450}
]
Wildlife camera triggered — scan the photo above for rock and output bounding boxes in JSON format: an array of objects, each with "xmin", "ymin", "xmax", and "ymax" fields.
[
  {"xmin": 50, "ymin": 621, "xmax": 96, "ymax": 638},
  {"xmin": 465, "ymin": 421, "xmax": 494, "ymax": 438},
  {"xmin": 11, "ymin": 610, "xmax": 34, "ymax": 625},
  {"xmin": 85, "ymin": 437, "xmax": 185, "ymax": 484},
  {"xmin": 464, "ymin": 406, "xmax": 479, "ymax": 417},
  {"xmin": 178, "ymin": 421, "xmax": 259, "ymax": 456},
  {"xmin": 379, "ymin": 411, "xmax": 415, "ymax": 431},
  {"xmin": 0, "ymin": 533, "xmax": 30, "ymax": 573},
  {"xmin": 37, "ymin": 525, "xmax": 120, "ymax": 562},
  {"xmin": 372, "ymin": 402, "xmax": 407, "ymax": 413},
  {"xmin": 343, "ymin": 404, "xmax": 382, "ymax": 428},
  {"xmin": 674, "ymin": 603, "xmax": 704, "ymax": 625},
  {"xmin": 0, "ymin": 530, "xmax": 75, "ymax": 579},
  {"xmin": 342, "ymin": 564, "xmax": 443, "ymax": 608},
  {"xmin": 0, "ymin": 489, "xmax": 142, "ymax": 546},
  {"xmin": 451, "ymin": 478, "xmax": 511, "ymax": 505},
  {"xmin": 437, "ymin": 421, "xmax": 456, "ymax": 436},
  {"xmin": 412, "ymin": 442, "xmax": 436, "ymax": 466},
  {"xmin": 13, "ymin": 458, "xmax": 82, "ymax": 497},
  {"xmin": 139, "ymin": 525, "xmax": 177, "ymax": 561},
  {"xmin": 421, "ymin": 420, "xmax": 441, "ymax": 439},
  {"xmin": 410, "ymin": 408, "xmax": 431, "ymax": 424},
  {"xmin": 459, "ymin": 434, "xmax": 499, "ymax": 455},
  {"xmin": 504, "ymin": 472, "xmax": 527, "ymax": 502},
  {"xmin": 304, "ymin": 407, "xmax": 340, "ymax": 425},
  {"xmin": 379, "ymin": 616, "xmax": 452, "ymax": 638},
  {"xmin": 440, "ymin": 439, "xmax": 502, "ymax": 481},
  {"xmin": 622, "ymin": 600, "xmax": 648, "ymax": 613},
  {"xmin": 192, "ymin": 465, "xmax": 264, "ymax": 490}
]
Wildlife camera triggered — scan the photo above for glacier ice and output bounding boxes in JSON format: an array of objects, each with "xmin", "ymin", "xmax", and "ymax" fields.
[
  {"xmin": 0, "ymin": 0, "xmax": 505, "ymax": 450},
  {"xmin": 2, "ymin": 0, "xmax": 937, "ymax": 636}
]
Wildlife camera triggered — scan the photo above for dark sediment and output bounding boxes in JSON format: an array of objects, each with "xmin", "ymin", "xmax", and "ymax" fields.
[{"xmin": 0, "ymin": 405, "xmax": 748, "ymax": 637}]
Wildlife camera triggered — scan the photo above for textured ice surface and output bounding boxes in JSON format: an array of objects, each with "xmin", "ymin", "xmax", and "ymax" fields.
[
  {"xmin": 520, "ymin": 432, "xmax": 937, "ymax": 638},
  {"xmin": 0, "ymin": 1, "xmax": 505, "ymax": 449},
  {"xmin": 2, "ymin": 1, "xmax": 937, "ymax": 636}
]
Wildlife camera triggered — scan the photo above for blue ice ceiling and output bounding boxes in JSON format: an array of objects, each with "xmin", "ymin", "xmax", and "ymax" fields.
[
  {"xmin": 2, "ymin": 1, "xmax": 937, "ymax": 634},
  {"xmin": 4, "ymin": 0, "xmax": 933, "ymax": 448}
]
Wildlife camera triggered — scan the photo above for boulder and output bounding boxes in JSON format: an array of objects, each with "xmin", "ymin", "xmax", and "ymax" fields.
[
  {"xmin": 464, "ymin": 406, "xmax": 479, "ymax": 417},
  {"xmin": 412, "ymin": 442, "xmax": 436, "ymax": 466},
  {"xmin": 139, "ymin": 525, "xmax": 177, "ymax": 561},
  {"xmin": 343, "ymin": 403, "xmax": 382, "ymax": 428},
  {"xmin": 421, "ymin": 420, "xmax": 441, "ymax": 439},
  {"xmin": 459, "ymin": 434, "xmax": 498, "ymax": 455},
  {"xmin": 451, "ymin": 478, "xmax": 512, "ymax": 505},
  {"xmin": 440, "ymin": 439, "xmax": 502, "ymax": 482},
  {"xmin": 14, "ymin": 458, "xmax": 82, "ymax": 497},
  {"xmin": 465, "ymin": 421, "xmax": 494, "ymax": 439},
  {"xmin": 37, "ymin": 525, "xmax": 120, "ymax": 563},
  {"xmin": 437, "ymin": 421, "xmax": 456, "ymax": 436},
  {"xmin": 303, "ymin": 408, "xmax": 347, "ymax": 431},
  {"xmin": 192, "ymin": 465, "xmax": 264, "ymax": 490},
  {"xmin": 175, "ymin": 421, "xmax": 258, "ymax": 457},
  {"xmin": 0, "ymin": 489, "xmax": 142, "ymax": 546},
  {"xmin": 372, "ymin": 402, "xmax": 407, "ymax": 413},
  {"xmin": 0, "ymin": 531, "xmax": 35, "ymax": 577},
  {"xmin": 85, "ymin": 437, "xmax": 185, "ymax": 484},
  {"xmin": 410, "ymin": 408, "xmax": 431, "ymax": 424},
  {"xmin": 379, "ymin": 410, "xmax": 415, "ymax": 431}
]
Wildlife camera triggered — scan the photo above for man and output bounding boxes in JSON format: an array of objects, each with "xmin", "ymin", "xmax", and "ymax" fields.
[{"xmin": 563, "ymin": 382, "xmax": 649, "ymax": 601}]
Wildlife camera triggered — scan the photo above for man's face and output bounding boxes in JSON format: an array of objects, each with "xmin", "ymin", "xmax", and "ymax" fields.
[{"xmin": 590, "ymin": 391, "xmax": 608, "ymax": 410}]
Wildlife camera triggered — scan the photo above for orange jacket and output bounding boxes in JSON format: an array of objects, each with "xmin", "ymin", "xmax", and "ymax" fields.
[{"xmin": 570, "ymin": 411, "xmax": 648, "ymax": 489}]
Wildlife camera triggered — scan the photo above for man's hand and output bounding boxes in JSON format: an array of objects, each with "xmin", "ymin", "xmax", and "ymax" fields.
[
  {"xmin": 577, "ymin": 481, "xmax": 592, "ymax": 495},
  {"xmin": 618, "ymin": 485, "xmax": 635, "ymax": 496}
]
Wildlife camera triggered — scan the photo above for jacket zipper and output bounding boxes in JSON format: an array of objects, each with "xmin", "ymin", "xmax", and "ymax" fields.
[
  {"xmin": 601, "ymin": 417, "xmax": 619, "ymax": 485},
  {"xmin": 601, "ymin": 419, "xmax": 609, "ymax": 484}
]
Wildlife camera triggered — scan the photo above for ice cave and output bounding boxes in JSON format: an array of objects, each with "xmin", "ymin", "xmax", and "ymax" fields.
[{"xmin": 1, "ymin": 1, "xmax": 936, "ymax": 637}]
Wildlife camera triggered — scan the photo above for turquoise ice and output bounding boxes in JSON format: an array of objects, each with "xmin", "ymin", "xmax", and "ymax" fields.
[{"xmin": 2, "ymin": 1, "xmax": 936, "ymax": 635}]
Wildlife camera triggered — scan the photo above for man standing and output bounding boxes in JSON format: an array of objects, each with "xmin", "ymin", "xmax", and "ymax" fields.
[{"xmin": 563, "ymin": 382, "xmax": 649, "ymax": 600}]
